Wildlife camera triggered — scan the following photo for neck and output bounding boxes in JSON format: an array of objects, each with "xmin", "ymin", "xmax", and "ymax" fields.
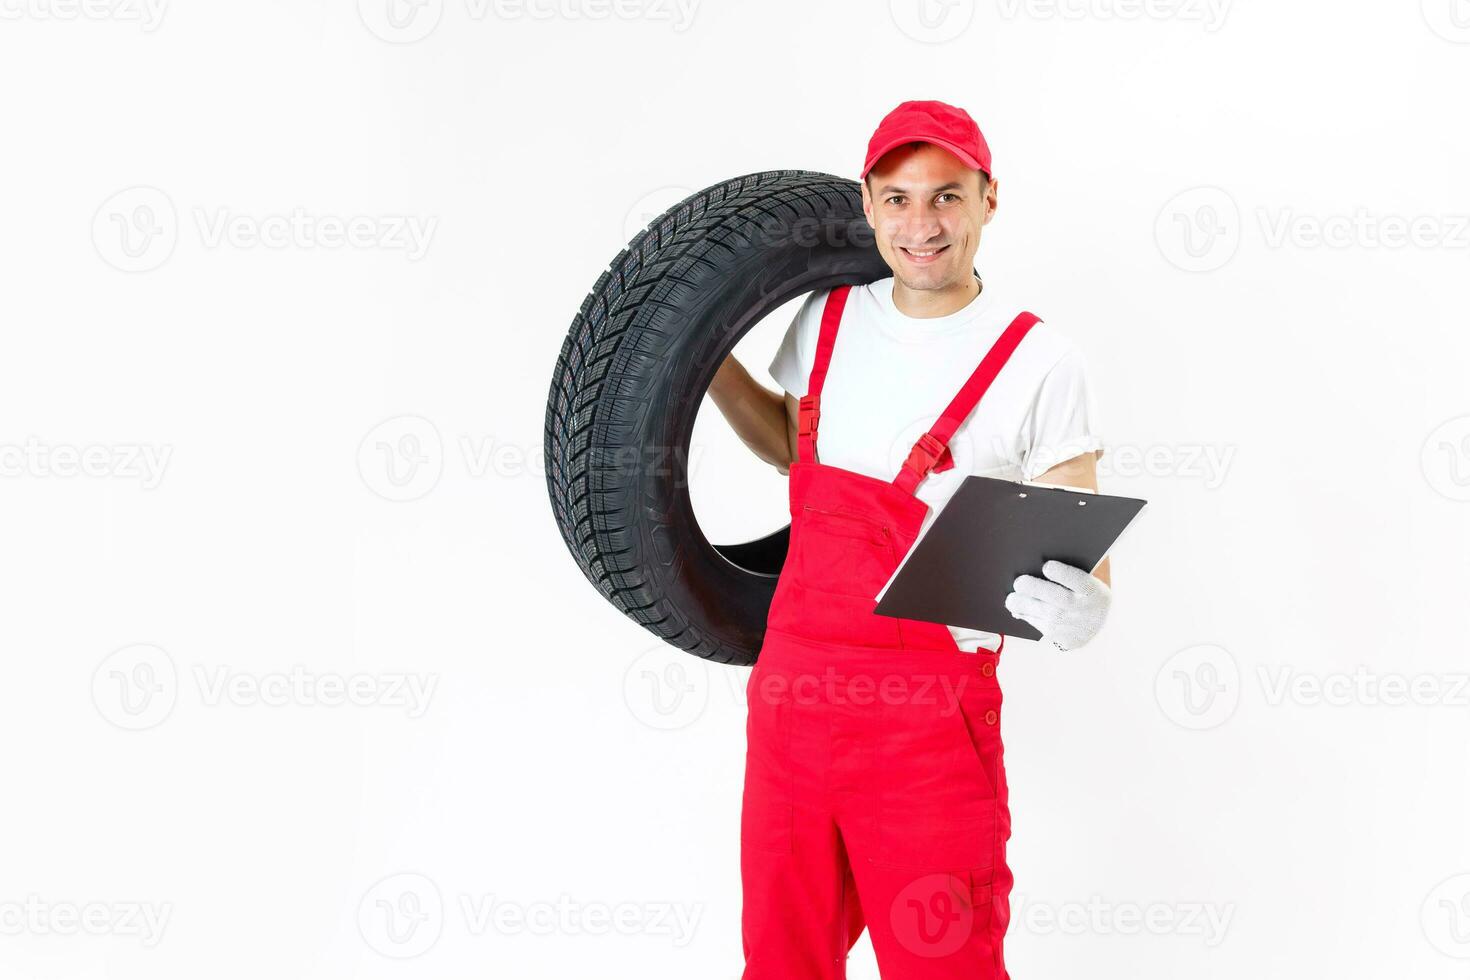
[{"xmin": 891, "ymin": 273, "xmax": 982, "ymax": 318}]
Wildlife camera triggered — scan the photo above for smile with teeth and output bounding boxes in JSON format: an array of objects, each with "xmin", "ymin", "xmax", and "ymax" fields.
[{"xmin": 901, "ymin": 244, "xmax": 949, "ymax": 260}]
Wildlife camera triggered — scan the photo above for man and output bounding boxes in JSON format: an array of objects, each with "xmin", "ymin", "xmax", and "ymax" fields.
[{"xmin": 708, "ymin": 100, "xmax": 1112, "ymax": 978}]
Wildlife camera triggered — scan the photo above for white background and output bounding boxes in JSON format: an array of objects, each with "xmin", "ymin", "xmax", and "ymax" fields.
[{"xmin": 2, "ymin": 0, "xmax": 1469, "ymax": 977}]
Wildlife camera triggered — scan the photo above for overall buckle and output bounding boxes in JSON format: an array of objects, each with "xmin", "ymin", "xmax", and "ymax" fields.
[
  {"xmin": 797, "ymin": 395, "xmax": 820, "ymax": 437},
  {"xmin": 903, "ymin": 432, "xmax": 948, "ymax": 476}
]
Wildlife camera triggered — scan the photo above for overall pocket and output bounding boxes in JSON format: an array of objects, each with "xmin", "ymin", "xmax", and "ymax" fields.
[
  {"xmin": 789, "ymin": 506, "xmax": 897, "ymax": 600},
  {"xmin": 886, "ymin": 865, "xmax": 996, "ymax": 962},
  {"xmin": 952, "ymin": 671, "xmax": 1005, "ymax": 799},
  {"xmin": 874, "ymin": 690, "xmax": 996, "ymax": 872}
]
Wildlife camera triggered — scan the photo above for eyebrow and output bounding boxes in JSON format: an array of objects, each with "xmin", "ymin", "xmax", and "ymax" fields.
[{"xmin": 875, "ymin": 181, "xmax": 966, "ymax": 196}]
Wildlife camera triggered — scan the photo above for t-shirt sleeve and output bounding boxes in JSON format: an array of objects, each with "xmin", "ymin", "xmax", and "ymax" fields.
[
  {"xmin": 767, "ymin": 290, "xmax": 828, "ymax": 397},
  {"xmin": 1019, "ymin": 348, "xmax": 1105, "ymax": 481}
]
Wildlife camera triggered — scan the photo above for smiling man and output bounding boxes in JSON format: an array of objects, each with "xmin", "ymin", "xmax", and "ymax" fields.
[{"xmin": 708, "ymin": 100, "xmax": 1110, "ymax": 978}]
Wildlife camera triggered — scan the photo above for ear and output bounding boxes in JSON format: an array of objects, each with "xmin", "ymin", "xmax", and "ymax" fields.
[
  {"xmin": 860, "ymin": 176, "xmax": 874, "ymax": 227},
  {"xmin": 981, "ymin": 177, "xmax": 999, "ymax": 227}
]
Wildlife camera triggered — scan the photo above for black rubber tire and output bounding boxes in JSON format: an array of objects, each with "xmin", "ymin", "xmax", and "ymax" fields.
[{"xmin": 544, "ymin": 170, "xmax": 889, "ymax": 665}]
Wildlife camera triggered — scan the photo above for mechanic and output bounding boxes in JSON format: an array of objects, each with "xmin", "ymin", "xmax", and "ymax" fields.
[{"xmin": 707, "ymin": 100, "xmax": 1112, "ymax": 979}]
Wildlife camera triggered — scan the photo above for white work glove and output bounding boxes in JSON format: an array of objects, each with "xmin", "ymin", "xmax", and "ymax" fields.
[{"xmin": 1004, "ymin": 560, "xmax": 1111, "ymax": 652}]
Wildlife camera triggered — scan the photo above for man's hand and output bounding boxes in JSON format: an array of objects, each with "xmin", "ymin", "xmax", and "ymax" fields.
[{"xmin": 1004, "ymin": 559, "xmax": 1111, "ymax": 651}]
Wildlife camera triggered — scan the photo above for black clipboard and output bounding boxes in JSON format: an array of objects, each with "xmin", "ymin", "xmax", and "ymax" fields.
[{"xmin": 873, "ymin": 476, "xmax": 1147, "ymax": 640}]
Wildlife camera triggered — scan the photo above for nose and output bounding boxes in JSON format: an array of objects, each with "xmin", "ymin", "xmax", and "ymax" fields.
[{"xmin": 897, "ymin": 202, "xmax": 944, "ymax": 247}]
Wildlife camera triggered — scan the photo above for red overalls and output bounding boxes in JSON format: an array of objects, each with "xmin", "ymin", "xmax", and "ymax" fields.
[{"xmin": 741, "ymin": 284, "xmax": 1040, "ymax": 980}]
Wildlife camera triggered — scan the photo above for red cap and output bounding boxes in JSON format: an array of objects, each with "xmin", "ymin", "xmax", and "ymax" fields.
[{"xmin": 860, "ymin": 100, "xmax": 992, "ymax": 180}]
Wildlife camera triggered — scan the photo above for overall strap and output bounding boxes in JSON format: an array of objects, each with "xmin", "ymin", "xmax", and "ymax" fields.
[
  {"xmin": 894, "ymin": 311, "xmax": 1042, "ymax": 495},
  {"xmin": 796, "ymin": 285, "xmax": 853, "ymax": 464}
]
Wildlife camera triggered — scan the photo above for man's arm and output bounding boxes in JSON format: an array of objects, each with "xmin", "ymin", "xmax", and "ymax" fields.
[
  {"xmin": 707, "ymin": 355, "xmax": 798, "ymax": 474},
  {"xmin": 1032, "ymin": 450, "xmax": 1110, "ymax": 586}
]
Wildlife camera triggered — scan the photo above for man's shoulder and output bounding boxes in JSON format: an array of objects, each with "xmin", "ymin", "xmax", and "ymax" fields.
[
  {"xmin": 1008, "ymin": 308, "xmax": 1083, "ymax": 370},
  {"xmin": 803, "ymin": 275, "xmax": 895, "ymax": 301},
  {"xmin": 799, "ymin": 278, "xmax": 887, "ymax": 314},
  {"xmin": 788, "ymin": 281, "xmax": 872, "ymax": 343}
]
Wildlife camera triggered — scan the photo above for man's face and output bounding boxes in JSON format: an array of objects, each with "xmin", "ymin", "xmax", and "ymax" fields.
[{"xmin": 861, "ymin": 142, "xmax": 997, "ymax": 293}]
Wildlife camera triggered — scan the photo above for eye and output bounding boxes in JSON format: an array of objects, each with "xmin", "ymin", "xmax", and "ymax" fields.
[
  {"xmin": 937, "ymin": 193, "xmax": 960, "ymax": 204},
  {"xmin": 885, "ymin": 196, "xmax": 905, "ymax": 206}
]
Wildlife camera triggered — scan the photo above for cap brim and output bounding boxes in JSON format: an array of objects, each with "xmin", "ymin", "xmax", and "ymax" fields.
[{"xmin": 861, "ymin": 134, "xmax": 986, "ymax": 178}]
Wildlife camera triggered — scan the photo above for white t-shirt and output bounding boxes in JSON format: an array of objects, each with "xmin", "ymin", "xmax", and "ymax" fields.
[{"xmin": 768, "ymin": 276, "xmax": 1103, "ymax": 652}]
